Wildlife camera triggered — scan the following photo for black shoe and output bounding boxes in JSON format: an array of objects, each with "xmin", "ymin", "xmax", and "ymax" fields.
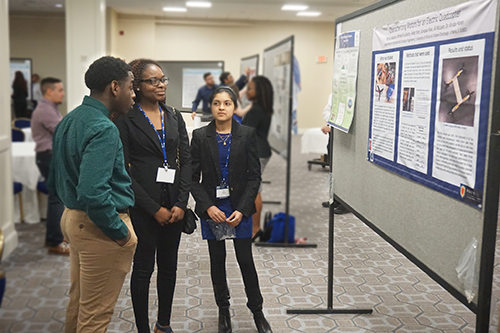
[
  {"xmin": 321, "ymin": 201, "xmax": 329, "ymax": 208},
  {"xmin": 333, "ymin": 204, "xmax": 348, "ymax": 215},
  {"xmin": 253, "ymin": 311, "xmax": 272, "ymax": 333},
  {"xmin": 252, "ymin": 229, "xmax": 263, "ymax": 242},
  {"xmin": 218, "ymin": 307, "xmax": 232, "ymax": 333}
]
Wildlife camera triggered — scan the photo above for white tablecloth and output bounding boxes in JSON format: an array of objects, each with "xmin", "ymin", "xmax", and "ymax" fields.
[
  {"xmin": 12, "ymin": 142, "xmax": 46, "ymax": 223},
  {"xmin": 21, "ymin": 128, "xmax": 32, "ymax": 142},
  {"xmin": 301, "ymin": 128, "xmax": 329, "ymax": 155}
]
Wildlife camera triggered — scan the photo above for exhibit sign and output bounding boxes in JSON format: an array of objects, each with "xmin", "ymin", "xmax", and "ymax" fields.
[
  {"xmin": 264, "ymin": 37, "xmax": 294, "ymax": 157},
  {"xmin": 368, "ymin": 0, "xmax": 497, "ymax": 208},
  {"xmin": 328, "ymin": 30, "xmax": 360, "ymax": 133},
  {"xmin": 182, "ymin": 67, "xmax": 222, "ymax": 109},
  {"xmin": 240, "ymin": 55, "xmax": 259, "ymax": 109}
]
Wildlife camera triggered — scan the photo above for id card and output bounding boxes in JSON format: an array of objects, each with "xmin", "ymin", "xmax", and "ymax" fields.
[
  {"xmin": 216, "ymin": 185, "xmax": 230, "ymax": 199},
  {"xmin": 156, "ymin": 167, "xmax": 176, "ymax": 183}
]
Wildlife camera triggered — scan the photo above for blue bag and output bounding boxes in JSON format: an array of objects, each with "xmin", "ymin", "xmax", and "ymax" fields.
[{"xmin": 268, "ymin": 212, "xmax": 295, "ymax": 243}]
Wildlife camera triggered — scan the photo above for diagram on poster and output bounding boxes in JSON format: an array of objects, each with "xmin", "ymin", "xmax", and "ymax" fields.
[{"xmin": 368, "ymin": 0, "xmax": 496, "ymax": 208}]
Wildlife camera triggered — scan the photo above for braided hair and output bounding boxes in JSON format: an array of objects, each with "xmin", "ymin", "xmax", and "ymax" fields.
[
  {"xmin": 128, "ymin": 58, "xmax": 163, "ymax": 102},
  {"xmin": 251, "ymin": 76, "xmax": 274, "ymax": 117}
]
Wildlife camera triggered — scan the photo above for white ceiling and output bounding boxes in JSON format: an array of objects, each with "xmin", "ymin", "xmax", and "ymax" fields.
[{"xmin": 9, "ymin": 0, "xmax": 378, "ymax": 22}]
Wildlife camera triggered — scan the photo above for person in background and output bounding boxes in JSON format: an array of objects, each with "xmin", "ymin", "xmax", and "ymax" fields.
[
  {"xmin": 321, "ymin": 93, "xmax": 347, "ymax": 214},
  {"xmin": 227, "ymin": 82, "xmax": 252, "ymax": 124},
  {"xmin": 115, "ymin": 58, "xmax": 192, "ymax": 333},
  {"xmin": 48, "ymin": 56, "xmax": 137, "ymax": 333},
  {"xmin": 191, "ymin": 72, "xmax": 218, "ymax": 120},
  {"xmin": 241, "ymin": 76, "xmax": 273, "ymax": 241},
  {"xmin": 219, "ymin": 67, "xmax": 250, "ymax": 90},
  {"xmin": 12, "ymin": 71, "xmax": 28, "ymax": 118},
  {"xmin": 31, "ymin": 77, "xmax": 68, "ymax": 255},
  {"xmin": 191, "ymin": 86, "xmax": 272, "ymax": 333},
  {"xmin": 31, "ymin": 74, "xmax": 42, "ymax": 110}
]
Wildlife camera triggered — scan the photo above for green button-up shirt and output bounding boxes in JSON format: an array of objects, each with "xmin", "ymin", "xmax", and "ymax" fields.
[{"xmin": 48, "ymin": 96, "xmax": 135, "ymax": 241}]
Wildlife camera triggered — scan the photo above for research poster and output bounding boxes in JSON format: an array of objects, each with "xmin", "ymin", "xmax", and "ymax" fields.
[
  {"xmin": 264, "ymin": 37, "xmax": 293, "ymax": 157},
  {"xmin": 240, "ymin": 55, "xmax": 259, "ymax": 109},
  {"xmin": 182, "ymin": 67, "xmax": 222, "ymax": 109},
  {"xmin": 328, "ymin": 30, "xmax": 360, "ymax": 133},
  {"xmin": 368, "ymin": 0, "xmax": 496, "ymax": 208}
]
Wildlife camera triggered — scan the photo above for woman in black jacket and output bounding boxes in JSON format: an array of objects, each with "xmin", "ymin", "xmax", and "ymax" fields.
[
  {"xmin": 191, "ymin": 86, "xmax": 272, "ymax": 333},
  {"xmin": 241, "ymin": 76, "xmax": 273, "ymax": 240},
  {"xmin": 115, "ymin": 59, "xmax": 191, "ymax": 333}
]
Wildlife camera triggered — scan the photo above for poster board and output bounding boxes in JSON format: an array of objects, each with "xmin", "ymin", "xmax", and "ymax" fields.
[
  {"xmin": 157, "ymin": 61, "xmax": 224, "ymax": 112},
  {"xmin": 239, "ymin": 54, "xmax": 259, "ymax": 109},
  {"xmin": 332, "ymin": 0, "xmax": 500, "ymax": 327},
  {"xmin": 10, "ymin": 58, "xmax": 32, "ymax": 100},
  {"xmin": 263, "ymin": 37, "xmax": 294, "ymax": 157}
]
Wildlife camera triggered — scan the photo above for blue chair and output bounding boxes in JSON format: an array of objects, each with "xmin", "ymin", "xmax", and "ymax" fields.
[
  {"xmin": 37, "ymin": 181, "xmax": 48, "ymax": 195},
  {"xmin": 11, "ymin": 127, "xmax": 25, "ymax": 142},
  {"xmin": 12, "ymin": 118, "xmax": 31, "ymax": 129},
  {"xmin": 14, "ymin": 182, "xmax": 24, "ymax": 223}
]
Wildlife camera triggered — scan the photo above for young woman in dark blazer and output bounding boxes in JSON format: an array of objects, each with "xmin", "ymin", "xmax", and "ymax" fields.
[
  {"xmin": 191, "ymin": 86, "xmax": 272, "ymax": 333},
  {"xmin": 241, "ymin": 76, "xmax": 274, "ymax": 240},
  {"xmin": 115, "ymin": 59, "xmax": 191, "ymax": 333}
]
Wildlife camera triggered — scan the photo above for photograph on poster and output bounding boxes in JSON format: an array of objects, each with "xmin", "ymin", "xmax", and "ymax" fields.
[
  {"xmin": 375, "ymin": 62, "xmax": 396, "ymax": 103},
  {"xmin": 402, "ymin": 87, "xmax": 415, "ymax": 112},
  {"xmin": 438, "ymin": 56, "xmax": 478, "ymax": 127}
]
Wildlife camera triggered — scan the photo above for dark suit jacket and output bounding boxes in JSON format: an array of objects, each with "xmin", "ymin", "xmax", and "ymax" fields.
[
  {"xmin": 191, "ymin": 120, "xmax": 261, "ymax": 220},
  {"xmin": 115, "ymin": 103, "xmax": 191, "ymax": 217},
  {"xmin": 241, "ymin": 104, "xmax": 272, "ymax": 158}
]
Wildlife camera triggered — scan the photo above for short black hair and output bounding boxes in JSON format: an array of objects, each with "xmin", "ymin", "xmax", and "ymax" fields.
[
  {"xmin": 85, "ymin": 56, "xmax": 131, "ymax": 93},
  {"xmin": 219, "ymin": 71, "xmax": 230, "ymax": 84},
  {"xmin": 209, "ymin": 86, "xmax": 238, "ymax": 109},
  {"xmin": 203, "ymin": 72, "xmax": 212, "ymax": 80},
  {"xmin": 41, "ymin": 77, "xmax": 62, "ymax": 95}
]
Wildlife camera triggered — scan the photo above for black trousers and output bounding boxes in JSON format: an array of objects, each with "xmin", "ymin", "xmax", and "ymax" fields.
[
  {"xmin": 208, "ymin": 238, "xmax": 263, "ymax": 313},
  {"xmin": 130, "ymin": 209, "xmax": 183, "ymax": 332},
  {"xmin": 35, "ymin": 151, "xmax": 65, "ymax": 247}
]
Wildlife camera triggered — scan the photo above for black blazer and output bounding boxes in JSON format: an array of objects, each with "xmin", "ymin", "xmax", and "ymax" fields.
[
  {"xmin": 191, "ymin": 120, "xmax": 261, "ymax": 220},
  {"xmin": 115, "ymin": 103, "xmax": 192, "ymax": 216},
  {"xmin": 241, "ymin": 104, "xmax": 272, "ymax": 158}
]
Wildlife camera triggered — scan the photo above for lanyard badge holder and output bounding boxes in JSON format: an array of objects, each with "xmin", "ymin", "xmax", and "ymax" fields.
[
  {"xmin": 216, "ymin": 135, "xmax": 231, "ymax": 199},
  {"xmin": 137, "ymin": 104, "xmax": 176, "ymax": 184}
]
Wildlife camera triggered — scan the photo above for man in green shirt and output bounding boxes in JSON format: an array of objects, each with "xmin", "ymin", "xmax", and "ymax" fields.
[{"xmin": 48, "ymin": 56, "xmax": 137, "ymax": 333}]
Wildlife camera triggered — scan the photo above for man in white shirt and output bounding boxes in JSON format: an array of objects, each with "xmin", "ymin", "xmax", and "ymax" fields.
[{"xmin": 31, "ymin": 74, "xmax": 42, "ymax": 109}]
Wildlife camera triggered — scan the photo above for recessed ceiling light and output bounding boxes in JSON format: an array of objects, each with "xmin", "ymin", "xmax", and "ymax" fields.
[
  {"xmin": 297, "ymin": 11, "xmax": 322, "ymax": 17},
  {"xmin": 186, "ymin": 1, "xmax": 212, "ymax": 8},
  {"xmin": 282, "ymin": 4, "xmax": 309, "ymax": 11},
  {"xmin": 163, "ymin": 7, "xmax": 187, "ymax": 12},
  {"xmin": 55, "ymin": 3, "xmax": 63, "ymax": 8}
]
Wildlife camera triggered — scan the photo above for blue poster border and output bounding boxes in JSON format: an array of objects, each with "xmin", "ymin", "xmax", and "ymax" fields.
[{"xmin": 368, "ymin": 32, "xmax": 495, "ymax": 209}]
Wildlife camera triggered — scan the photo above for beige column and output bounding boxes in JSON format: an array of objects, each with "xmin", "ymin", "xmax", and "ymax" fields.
[
  {"xmin": 65, "ymin": 0, "xmax": 106, "ymax": 111},
  {"xmin": 0, "ymin": 0, "xmax": 19, "ymax": 258}
]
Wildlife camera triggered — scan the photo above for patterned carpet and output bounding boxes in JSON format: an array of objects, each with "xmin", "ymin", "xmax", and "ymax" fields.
[{"xmin": 1, "ymin": 135, "xmax": 499, "ymax": 332}]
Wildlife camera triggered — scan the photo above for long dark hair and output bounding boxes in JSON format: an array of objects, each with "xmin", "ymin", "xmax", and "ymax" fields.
[
  {"xmin": 251, "ymin": 76, "xmax": 273, "ymax": 117},
  {"xmin": 128, "ymin": 58, "xmax": 163, "ymax": 102},
  {"xmin": 12, "ymin": 71, "xmax": 27, "ymax": 92}
]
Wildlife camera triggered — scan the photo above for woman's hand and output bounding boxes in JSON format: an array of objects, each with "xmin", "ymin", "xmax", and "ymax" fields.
[
  {"xmin": 169, "ymin": 206, "xmax": 185, "ymax": 223},
  {"xmin": 226, "ymin": 211, "xmax": 243, "ymax": 227},
  {"xmin": 154, "ymin": 207, "xmax": 172, "ymax": 226},
  {"xmin": 207, "ymin": 206, "xmax": 226, "ymax": 223}
]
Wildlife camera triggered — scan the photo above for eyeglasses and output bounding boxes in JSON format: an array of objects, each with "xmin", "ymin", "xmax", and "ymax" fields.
[{"xmin": 140, "ymin": 77, "xmax": 169, "ymax": 86}]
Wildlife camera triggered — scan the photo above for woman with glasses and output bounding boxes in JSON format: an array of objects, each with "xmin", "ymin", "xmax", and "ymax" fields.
[{"xmin": 115, "ymin": 59, "xmax": 191, "ymax": 333}]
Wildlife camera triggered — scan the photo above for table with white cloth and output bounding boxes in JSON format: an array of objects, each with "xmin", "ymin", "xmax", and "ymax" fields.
[
  {"xmin": 301, "ymin": 128, "xmax": 329, "ymax": 154},
  {"xmin": 12, "ymin": 142, "xmax": 47, "ymax": 223},
  {"xmin": 21, "ymin": 128, "xmax": 32, "ymax": 142}
]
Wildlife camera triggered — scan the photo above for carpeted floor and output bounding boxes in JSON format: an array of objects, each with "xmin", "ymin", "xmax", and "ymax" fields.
[{"xmin": 1, "ymin": 135, "xmax": 499, "ymax": 332}]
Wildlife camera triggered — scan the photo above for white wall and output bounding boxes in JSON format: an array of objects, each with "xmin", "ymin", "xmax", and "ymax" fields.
[
  {"xmin": 114, "ymin": 16, "xmax": 336, "ymax": 131},
  {"xmin": 1, "ymin": 0, "xmax": 19, "ymax": 259},
  {"xmin": 9, "ymin": 13, "xmax": 68, "ymax": 114}
]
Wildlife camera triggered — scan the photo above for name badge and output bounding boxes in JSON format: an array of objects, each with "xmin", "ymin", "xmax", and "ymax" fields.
[
  {"xmin": 156, "ymin": 167, "xmax": 176, "ymax": 183},
  {"xmin": 216, "ymin": 185, "xmax": 230, "ymax": 199}
]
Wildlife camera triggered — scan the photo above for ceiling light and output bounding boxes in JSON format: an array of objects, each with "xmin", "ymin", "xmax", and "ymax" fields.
[
  {"xmin": 282, "ymin": 4, "xmax": 309, "ymax": 11},
  {"xmin": 163, "ymin": 7, "xmax": 187, "ymax": 12},
  {"xmin": 297, "ymin": 11, "xmax": 322, "ymax": 17},
  {"xmin": 186, "ymin": 1, "xmax": 212, "ymax": 8},
  {"xmin": 55, "ymin": 3, "xmax": 63, "ymax": 8}
]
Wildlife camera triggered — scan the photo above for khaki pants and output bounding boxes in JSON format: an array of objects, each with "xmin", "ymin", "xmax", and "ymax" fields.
[{"xmin": 61, "ymin": 208, "xmax": 137, "ymax": 333}]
